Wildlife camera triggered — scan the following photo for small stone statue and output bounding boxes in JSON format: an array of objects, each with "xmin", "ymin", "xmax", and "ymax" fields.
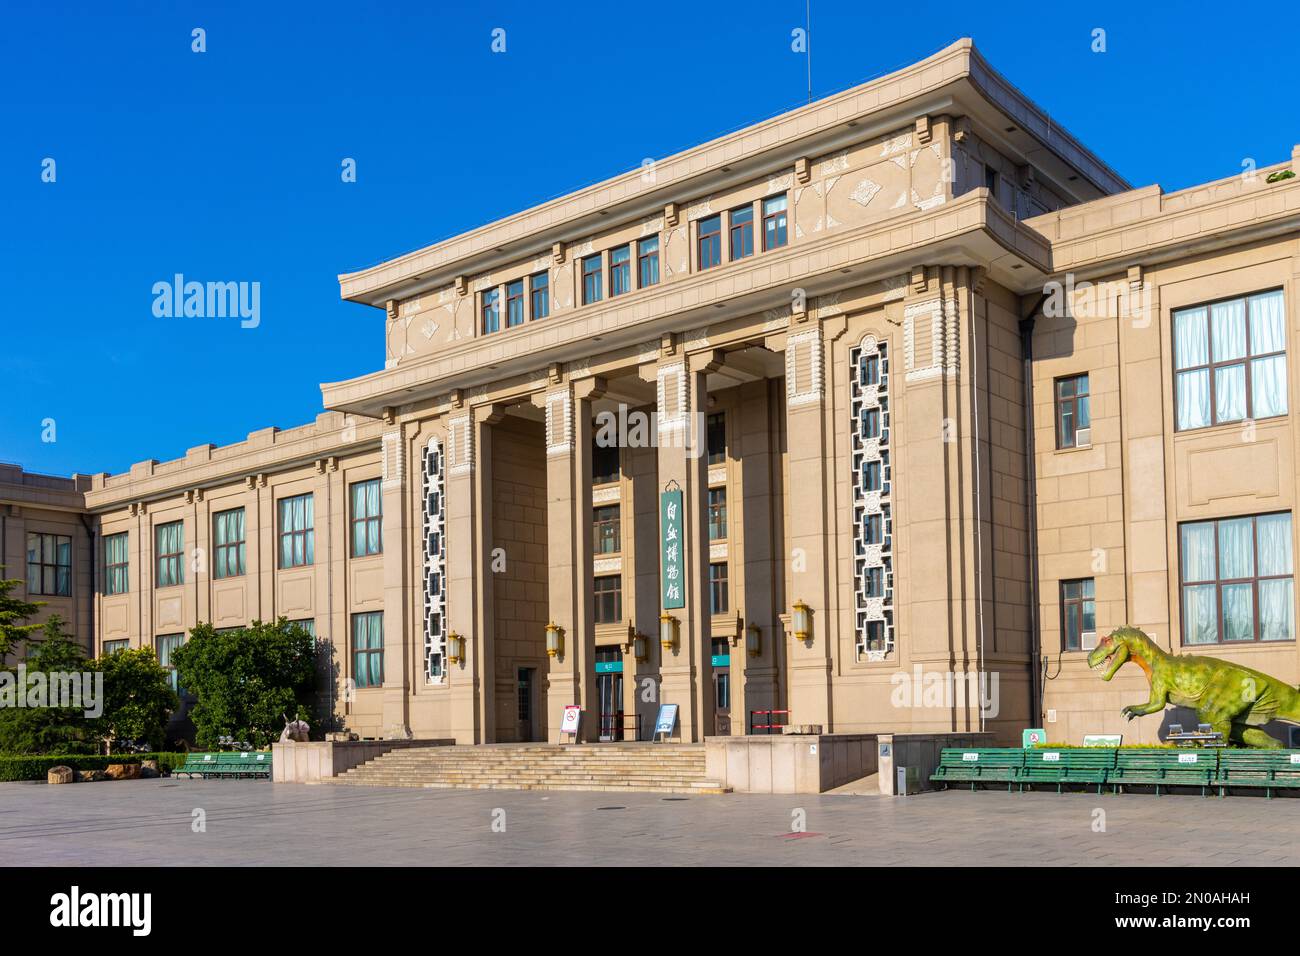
[{"xmin": 279, "ymin": 713, "xmax": 310, "ymax": 743}]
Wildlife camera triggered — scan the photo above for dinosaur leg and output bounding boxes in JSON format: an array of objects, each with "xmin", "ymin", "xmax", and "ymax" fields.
[{"xmin": 1239, "ymin": 727, "xmax": 1285, "ymax": 749}]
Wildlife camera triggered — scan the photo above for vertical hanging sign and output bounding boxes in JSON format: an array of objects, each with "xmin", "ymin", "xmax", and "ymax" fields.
[{"xmin": 660, "ymin": 486, "xmax": 685, "ymax": 609}]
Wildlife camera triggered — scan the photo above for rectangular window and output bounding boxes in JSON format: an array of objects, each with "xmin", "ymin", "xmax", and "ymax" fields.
[
  {"xmin": 157, "ymin": 633, "xmax": 184, "ymax": 693},
  {"xmin": 278, "ymin": 493, "xmax": 315, "ymax": 569},
  {"xmin": 984, "ymin": 165, "xmax": 999, "ymax": 197},
  {"xmin": 104, "ymin": 532, "xmax": 129, "ymax": 595},
  {"xmin": 863, "ymin": 407, "xmax": 881, "ymax": 439},
  {"xmin": 352, "ymin": 612, "xmax": 384, "ymax": 688},
  {"xmin": 1174, "ymin": 289, "xmax": 1286, "ymax": 430},
  {"xmin": 506, "ymin": 279, "xmax": 525, "ymax": 327},
  {"xmin": 638, "ymin": 237, "xmax": 660, "ymax": 288},
  {"xmin": 862, "ymin": 353, "xmax": 880, "ymax": 386},
  {"xmin": 865, "ymin": 566, "xmax": 884, "ymax": 598},
  {"xmin": 708, "ymin": 487, "xmax": 727, "ymax": 541},
  {"xmin": 706, "ymin": 412, "xmax": 725, "ymax": 465},
  {"xmin": 709, "ymin": 562, "xmax": 729, "ymax": 614},
  {"xmin": 1060, "ymin": 578, "xmax": 1096, "ymax": 651},
  {"xmin": 212, "ymin": 508, "xmax": 246, "ymax": 579},
  {"xmin": 350, "ymin": 479, "xmax": 382, "ymax": 557},
  {"xmin": 102, "ymin": 639, "xmax": 129, "ymax": 657},
  {"xmin": 864, "ymin": 460, "xmax": 882, "ymax": 492},
  {"xmin": 1180, "ymin": 512, "xmax": 1293, "ymax": 646},
  {"xmin": 609, "ymin": 245, "xmax": 631, "ymax": 297},
  {"xmin": 481, "ymin": 287, "xmax": 500, "ymax": 334},
  {"xmin": 697, "ymin": 215, "xmax": 721, "ymax": 270},
  {"xmin": 865, "ymin": 513, "xmax": 883, "ymax": 545},
  {"xmin": 290, "ymin": 619, "xmax": 316, "ymax": 637},
  {"xmin": 593, "ymin": 505, "xmax": 621, "ymax": 555},
  {"xmin": 155, "ymin": 521, "xmax": 184, "ymax": 589},
  {"xmin": 594, "ymin": 575, "xmax": 622, "ymax": 624},
  {"xmin": 529, "ymin": 271, "xmax": 549, "ymax": 320},
  {"xmin": 1055, "ymin": 374, "xmax": 1091, "ymax": 449},
  {"xmin": 729, "ymin": 205, "xmax": 754, "ymax": 260},
  {"xmin": 26, "ymin": 532, "xmax": 72, "ymax": 597},
  {"xmin": 592, "ymin": 438, "xmax": 620, "ymax": 485},
  {"xmin": 762, "ymin": 194, "xmax": 788, "ymax": 251},
  {"xmin": 582, "ymin": 254, "xmax": 603, "ymax": 304}
]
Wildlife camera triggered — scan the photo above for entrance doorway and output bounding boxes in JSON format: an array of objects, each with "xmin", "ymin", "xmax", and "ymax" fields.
[
  {"xmin": 595, "ymin": 647, "xmax": 624, "ymax": 741},
  {"xmin": 517, "ymin": 668, "xmax": 537, "ymax": 742},
  {"xmin": 711, "ymin": 638, "xmax": 732, "ymax": 735}
]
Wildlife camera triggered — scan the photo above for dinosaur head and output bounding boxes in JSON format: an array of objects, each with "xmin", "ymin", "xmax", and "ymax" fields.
[{"xmin": 1087, "ymin": 628, "xmax": 1142, "ymax": 681}]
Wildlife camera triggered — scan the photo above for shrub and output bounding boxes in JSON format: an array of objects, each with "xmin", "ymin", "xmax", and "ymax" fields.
[{"xmin": 0, "ymin": 752, "xmax": 187, "ymax": 782}]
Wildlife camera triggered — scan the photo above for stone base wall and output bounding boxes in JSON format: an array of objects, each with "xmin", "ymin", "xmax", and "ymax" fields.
[{"xmin": 272, "ymin": 739, "xmax": 453, "ymax": 783}]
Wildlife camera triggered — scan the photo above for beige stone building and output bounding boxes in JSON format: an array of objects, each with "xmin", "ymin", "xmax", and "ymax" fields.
[{"xmin": 8, "ymin": 39, "xmax": 1300, "ymax": 747}]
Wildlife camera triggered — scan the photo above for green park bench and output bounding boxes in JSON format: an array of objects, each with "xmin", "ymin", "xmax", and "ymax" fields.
[
  {"xmin": 1216, "ymin": 750, "xmax": 1300, "ymax": 798},
  {"xmin": 1111, "ymin": 748, "xmax": 1216, "ymax": 796},
  {"xmin": 930, "ymin": 748, "xmax": 1024, "ymax": 792},
  {"xmin": 1018, "ymin": 748, "xmax": 1116, "ymax": 794},
  {"xmin": 173, "ymin": 751, "xmax": 272, "ymax": 780}
]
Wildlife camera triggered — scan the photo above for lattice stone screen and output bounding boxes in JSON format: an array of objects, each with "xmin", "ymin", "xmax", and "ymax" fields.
[
  {"xmin": 422, "ymin": 438, "xmax": 447, "ymax": 682},
  {"xmin": 850, "ymin": 335, "xmax": 894, "ymax": 660}
]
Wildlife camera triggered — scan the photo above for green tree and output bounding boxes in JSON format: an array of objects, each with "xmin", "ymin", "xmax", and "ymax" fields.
[
  {"xmin": 0, "ymin": 616, "xmax": 98, "ymax": 755},
  {"xmin": 0, "ymin": 574, "xmax": 43, "ymax": 663},
  {"xmin": 96, "ymin": 646, "xmax": 178, "ymax": 752},
  {"xmin": 172, "ymin": 618, "xmax": 317, "ymax": 748}
]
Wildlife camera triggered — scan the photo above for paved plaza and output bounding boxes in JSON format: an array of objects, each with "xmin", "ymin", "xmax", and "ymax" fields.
[{"xmin": 2, "ymin": 779, "xmax": 1298, "ymax": 866}]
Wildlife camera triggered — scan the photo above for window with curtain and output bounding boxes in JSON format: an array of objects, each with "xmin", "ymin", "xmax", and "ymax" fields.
[
  {"xmin": 350, "ymin": 479, "xmax": 382, "ymax": 557},
  {"xmin": 352, "ymin": 612, "xmax": 384, "ymax": 688},
  {"xmin": 289, "ymin": 619, "xmax": 316, "ymax": 637},
  {"xmin": 638, "ymin": 237, "xmax": 659, "ymax": 288},
  {"xmin": 104, "ymin": 531, "xmax": 129, "ymax": 595},
  {"xmin": 155, "ymin": 521, "xmax": 184, "ymax": 588},
  {"xmin": 1055, "ymin": 374, "xmax": 1091, "ymax": 448},
  {"xmin": 102, "ymin": 639, "xmax": 129, "ymax": 657},
  {"xmin": 505, "ymin": 279, "xmax": 525, "ymax": 327},
  {"xmin": 1060, "ymin": 578, "xmax": 1096, "ymax": 651},
  {"xmin": 157, "ymin": 633, "xmax": 185, "ymax": 692},
  {"xmin": 582, "ymin": 254, "xmax": 602, "ymax": 304},
  {"xmin": 609, "ymin": 245, "xmax": 631, "ymax": 297},
  {"xmin": 529, "ymin": 271, "xmax": 549, "ymax": 319},
  {"xmin": 480, "ymin": 287, "xmax": 500, "ymax": 334},
  {"xmin": 278, "ymin": 494, "xmax": 315, "ymax": 568},
  {"xmin": 212, "ymin": 508, "xmax": 245, "ymax": 578},
  {"xmin": 1174, "ymin": 289, "xmax": 1287, "ymax": 430},
  {"xmin": 26, "ymin": 532, "xmax": 72, "ymax": 596},
  {"xmin": 762, "ymin": 194, "xmax": 788, "ymax": 250},
  {"xmin": 1180, "ymin": 512, "xmax": 1294, "ymax": 645}
]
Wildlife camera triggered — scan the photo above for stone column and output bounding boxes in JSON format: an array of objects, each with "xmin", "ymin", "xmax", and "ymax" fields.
[
  {"xmin": 784, "ymin": 323, "xmax": 834, "ymax": 730},
  {"xmin": 540, "ymin": 378, "xmax": 603, "ymax": 742},
  {"xmin": 379, "ymin": 425, "xmax": 412, "ymax": 737},
  {"xmin": 738, "ymin": 377, "xmax": 782, "ymax": 725},
  {"xmin": 445, "ymin": 403, "xmax": 502, "ymax": 744},
  {"xmin": 654, "ymin": 347, "xmax": 718, "ymax": 742}
]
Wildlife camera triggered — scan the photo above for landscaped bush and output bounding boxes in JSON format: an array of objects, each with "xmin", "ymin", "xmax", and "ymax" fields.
[
  {"xmin": 0, "ymin": 752, "xmax": 186, "ymax": 782},
  {"xmin": 1033, "ymin": 742, "xmax": 1180, "ymax": 749}
]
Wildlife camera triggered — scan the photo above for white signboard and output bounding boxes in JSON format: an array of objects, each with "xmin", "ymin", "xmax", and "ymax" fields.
[{"xmin": 560, "ymin": 705, "xmax": 581, "ymax": 735}]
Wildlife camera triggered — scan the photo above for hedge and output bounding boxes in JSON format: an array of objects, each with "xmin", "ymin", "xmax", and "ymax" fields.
[{"xmin": 0, "ymin": 752, "xmax": 187, "ymax": 782}]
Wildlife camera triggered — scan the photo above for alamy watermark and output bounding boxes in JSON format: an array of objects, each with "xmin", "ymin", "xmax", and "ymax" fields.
[
  {"xmin": 0, "ymin": 665, "xmax": 102, "ymax": 718},
  {"xmin": 890, "ymin": 667, "xmax": 1000, "ymax": 718},
  {"xmin": 152, "ymin": 274, "xmax": 260, "ymax": 328}
]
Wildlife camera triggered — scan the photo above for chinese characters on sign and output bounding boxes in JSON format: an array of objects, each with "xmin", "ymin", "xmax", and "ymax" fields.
[{"xmin": 660, "ymin": 488, "xmax": 685, "ymax": 609}]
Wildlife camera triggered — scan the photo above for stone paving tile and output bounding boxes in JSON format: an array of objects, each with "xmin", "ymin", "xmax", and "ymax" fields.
[{"xmin": 1, "ymin": 780, "xmax": 1298, "ymax": 866}]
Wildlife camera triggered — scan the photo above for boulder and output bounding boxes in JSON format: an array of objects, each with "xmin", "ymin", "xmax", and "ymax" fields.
[
  {"xmin": 76, "ymin": 769, "xmax": 107, "ymax": 783},
  {"xmin": 105, "ymin": 763, "xmax": 141, "ymax": 780},
  {"xmin": 47, "ymin": 766, "xmax": 74, "ymax": 785}
]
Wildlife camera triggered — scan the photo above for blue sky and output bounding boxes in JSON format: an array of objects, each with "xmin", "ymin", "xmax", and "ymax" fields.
[{"xmin": 2, "ymin": 0, "xmax": 1295, "ymax": 478}]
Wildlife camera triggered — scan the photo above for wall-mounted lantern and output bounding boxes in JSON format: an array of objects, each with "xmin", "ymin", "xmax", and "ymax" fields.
[
  {"xmin": 447, "ymin": 632, "xmax": 465, "ymax": 665},
  {"xmin": 631, "ymin": 633, "xmax": 648, "ymax": 662},
  {"xmin": 791, "ymin": 600, "xmax": 812, "ymax": 644},
  {"xmin": 746, "ymin": 622, "xmax": 762, "ymax": 657},
  {"xmin": 545, "ymin": 621, "xmax": 564, "ymax": 659},
  {"xmin": 659, "ymin": 613, "xmax": 679, "ymax": 652}
]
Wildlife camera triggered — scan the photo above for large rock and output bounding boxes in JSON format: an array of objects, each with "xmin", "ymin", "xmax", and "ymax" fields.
[
  {"xmin": 105, "ymin": 763, "xmax": 140, "ymax": 780},
  {"xmin": 76, "ymin": 769, "xmax": 107, "ymax": 783},
  {"xmin": 47, "ymin": 766, "xmax": 74, "ymax": 785}
]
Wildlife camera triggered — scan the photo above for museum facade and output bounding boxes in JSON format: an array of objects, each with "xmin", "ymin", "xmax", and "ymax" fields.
[{"xmin": 6, "ymin": 39, "xmax": 1300, "ymax": 746}]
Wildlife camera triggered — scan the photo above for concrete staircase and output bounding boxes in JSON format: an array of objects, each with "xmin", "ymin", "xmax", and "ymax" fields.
[{"xmin": 331, "ymin": 743, "xmax": 729, "ymax": 794}]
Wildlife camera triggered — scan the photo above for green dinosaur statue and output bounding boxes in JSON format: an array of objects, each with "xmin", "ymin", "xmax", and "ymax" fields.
[{"xmin": 1087, "ymin": 626, "xmax": 1300, "ymax": 748}]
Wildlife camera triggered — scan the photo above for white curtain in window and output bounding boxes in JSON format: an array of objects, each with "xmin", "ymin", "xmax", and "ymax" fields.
[
  {"xmin": 1211, "ymin": 299, "xmax": 1247, "ymax": 362},
  {"xmin": 1221, "ymin": 583, "xmax": 1254, "ymax": 641},
  {"xmin": 1253, "ymin": 355, "xmax": 1288, "ymax": 419},
  {"xmin": 1256, "ymin": 513, "xmax": 1293, "ymax": 576},
  {"xmin": 1174, "ymin": 306, "xmax": 1208, "ymax": 369},
  {"xmin": 1215, "ymin": 364, "xmax": 1246, "ymax": 422},
  {"xmin": 1183, "ymin": 584, "xmax": 1217, "ymax": 644},
  {"xmin": 1176, "ymin": 370, "xmax": 1210, "ymax": 430},
  {"xmin": 1218, "ymin": 518, "xmax": 1255, "ymax": 579},
  {"xmin": 1250, "ymin": 290, "xmax": 1286, "ymax": 353},
  {"xmin": 1181, "ymin": 522, "xmax": 1216, "ymax": 581},
  {"xmin": 1259, "ymin": 579, "xmax": 1294, "ymax": 642}
]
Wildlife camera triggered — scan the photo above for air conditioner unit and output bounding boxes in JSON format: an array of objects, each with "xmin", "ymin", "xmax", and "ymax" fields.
[
  {"xmin": 1075, "ymin": 427, "xmax": 1091, "ymax": 447},
  {"xmin": 1081, "ymin": 630, "xmax": 1098, "ymax": 651}
]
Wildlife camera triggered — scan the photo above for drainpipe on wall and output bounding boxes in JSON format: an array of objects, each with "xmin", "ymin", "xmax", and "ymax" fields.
[
  {"xmin": 78, "ymin": 511, "xmax": 96, "ymax": 657},
  {"xmin": 1019, "ymin": 307, "xmax": 1044, "ymax": 726}
]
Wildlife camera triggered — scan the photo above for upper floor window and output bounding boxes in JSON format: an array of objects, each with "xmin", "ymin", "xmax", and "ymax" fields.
[
  {"xmin": 609, "ymin": 245, "xmax": 631, "ymax": 297},
  {"xmin": 278, "ymin": 493, "xmax": 315, "ymax": 568},
  {"xmin": 638, "ymin": 237, "xmax": 659, "ymax": 288},
  {"xmin": 530, "ymin": 272, "xmax": 549, "ymax": 320},
  {"xmin": 1055, "ymin": 374, "xmax": 1091, "ymax": 449},
  {"xmin": 352, "ymin": 611, "xmax": 384, "ymax": 688},
  {"xmin": 582, "ymin": 254, "xmax": 603, "ymax": 304},
  {"xmin": 506, "ymin": 279, "xmax": 525, "ymax": 328},
  {"xmin": 213, "ymin": 508, "xmax": 246, "ymax": 578},
  {"xmin": 157, "ymin": 633, "xmax": 185, "ymax": 693},
  {"xmin": 593, "ymin": 505, "xmax": 620, "ymax": 555},
  {"xmin": 1174, "ymin": 289, "xmax": 1286, "ymax": 431},
  {"xmin": 708, "ymin": 487, "xmax": 727, "ymax": 541},
  {"xmin": 1060, "ymin": 578, "xmax": 1095, "ymax": 651},
  {"xmin": 104, "ymin": 532, "xmax": 128, "ymax": 595},
  {"xmin": 155, "ymin": 521, "xmax": 184, "ymax": 588},
  {"xmin": 706, "ymin": 412, "xmax": 726, "ymax": 465},
  {"xmin": 709, "ymin": 562, "xmax": 729, "ymax": 614},
  {"xmin": 481, "ymin": 287, "xmax": 500, "ymax": 335},
  {"xmin": 762, "ymin": 194, "xmax": 788, "ymax": 251},
  {"xmin": 697, "ymin": 215, "xmax": 722, "ymax": 270},
  {"xmin": 1181, "ymin": 512, "xmax": 1293, "ymax": 645},
  {"xmin": 592, "ymin": 438, "xmax": 620, "ymax": 485},
  {"xmin": 27, "ymin": 532, "xmax": 71, "ymax": 596},
  {"xmin": 351, "ymin": 479, "xmax": 382, "ymax": 557},
  {"xmin": 594, "ymin": 575, "xmax": 622, "ymax": 624},
  {"xmin": 729, "ymin": 205, "xmax": 754, "ymax": 261}
]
